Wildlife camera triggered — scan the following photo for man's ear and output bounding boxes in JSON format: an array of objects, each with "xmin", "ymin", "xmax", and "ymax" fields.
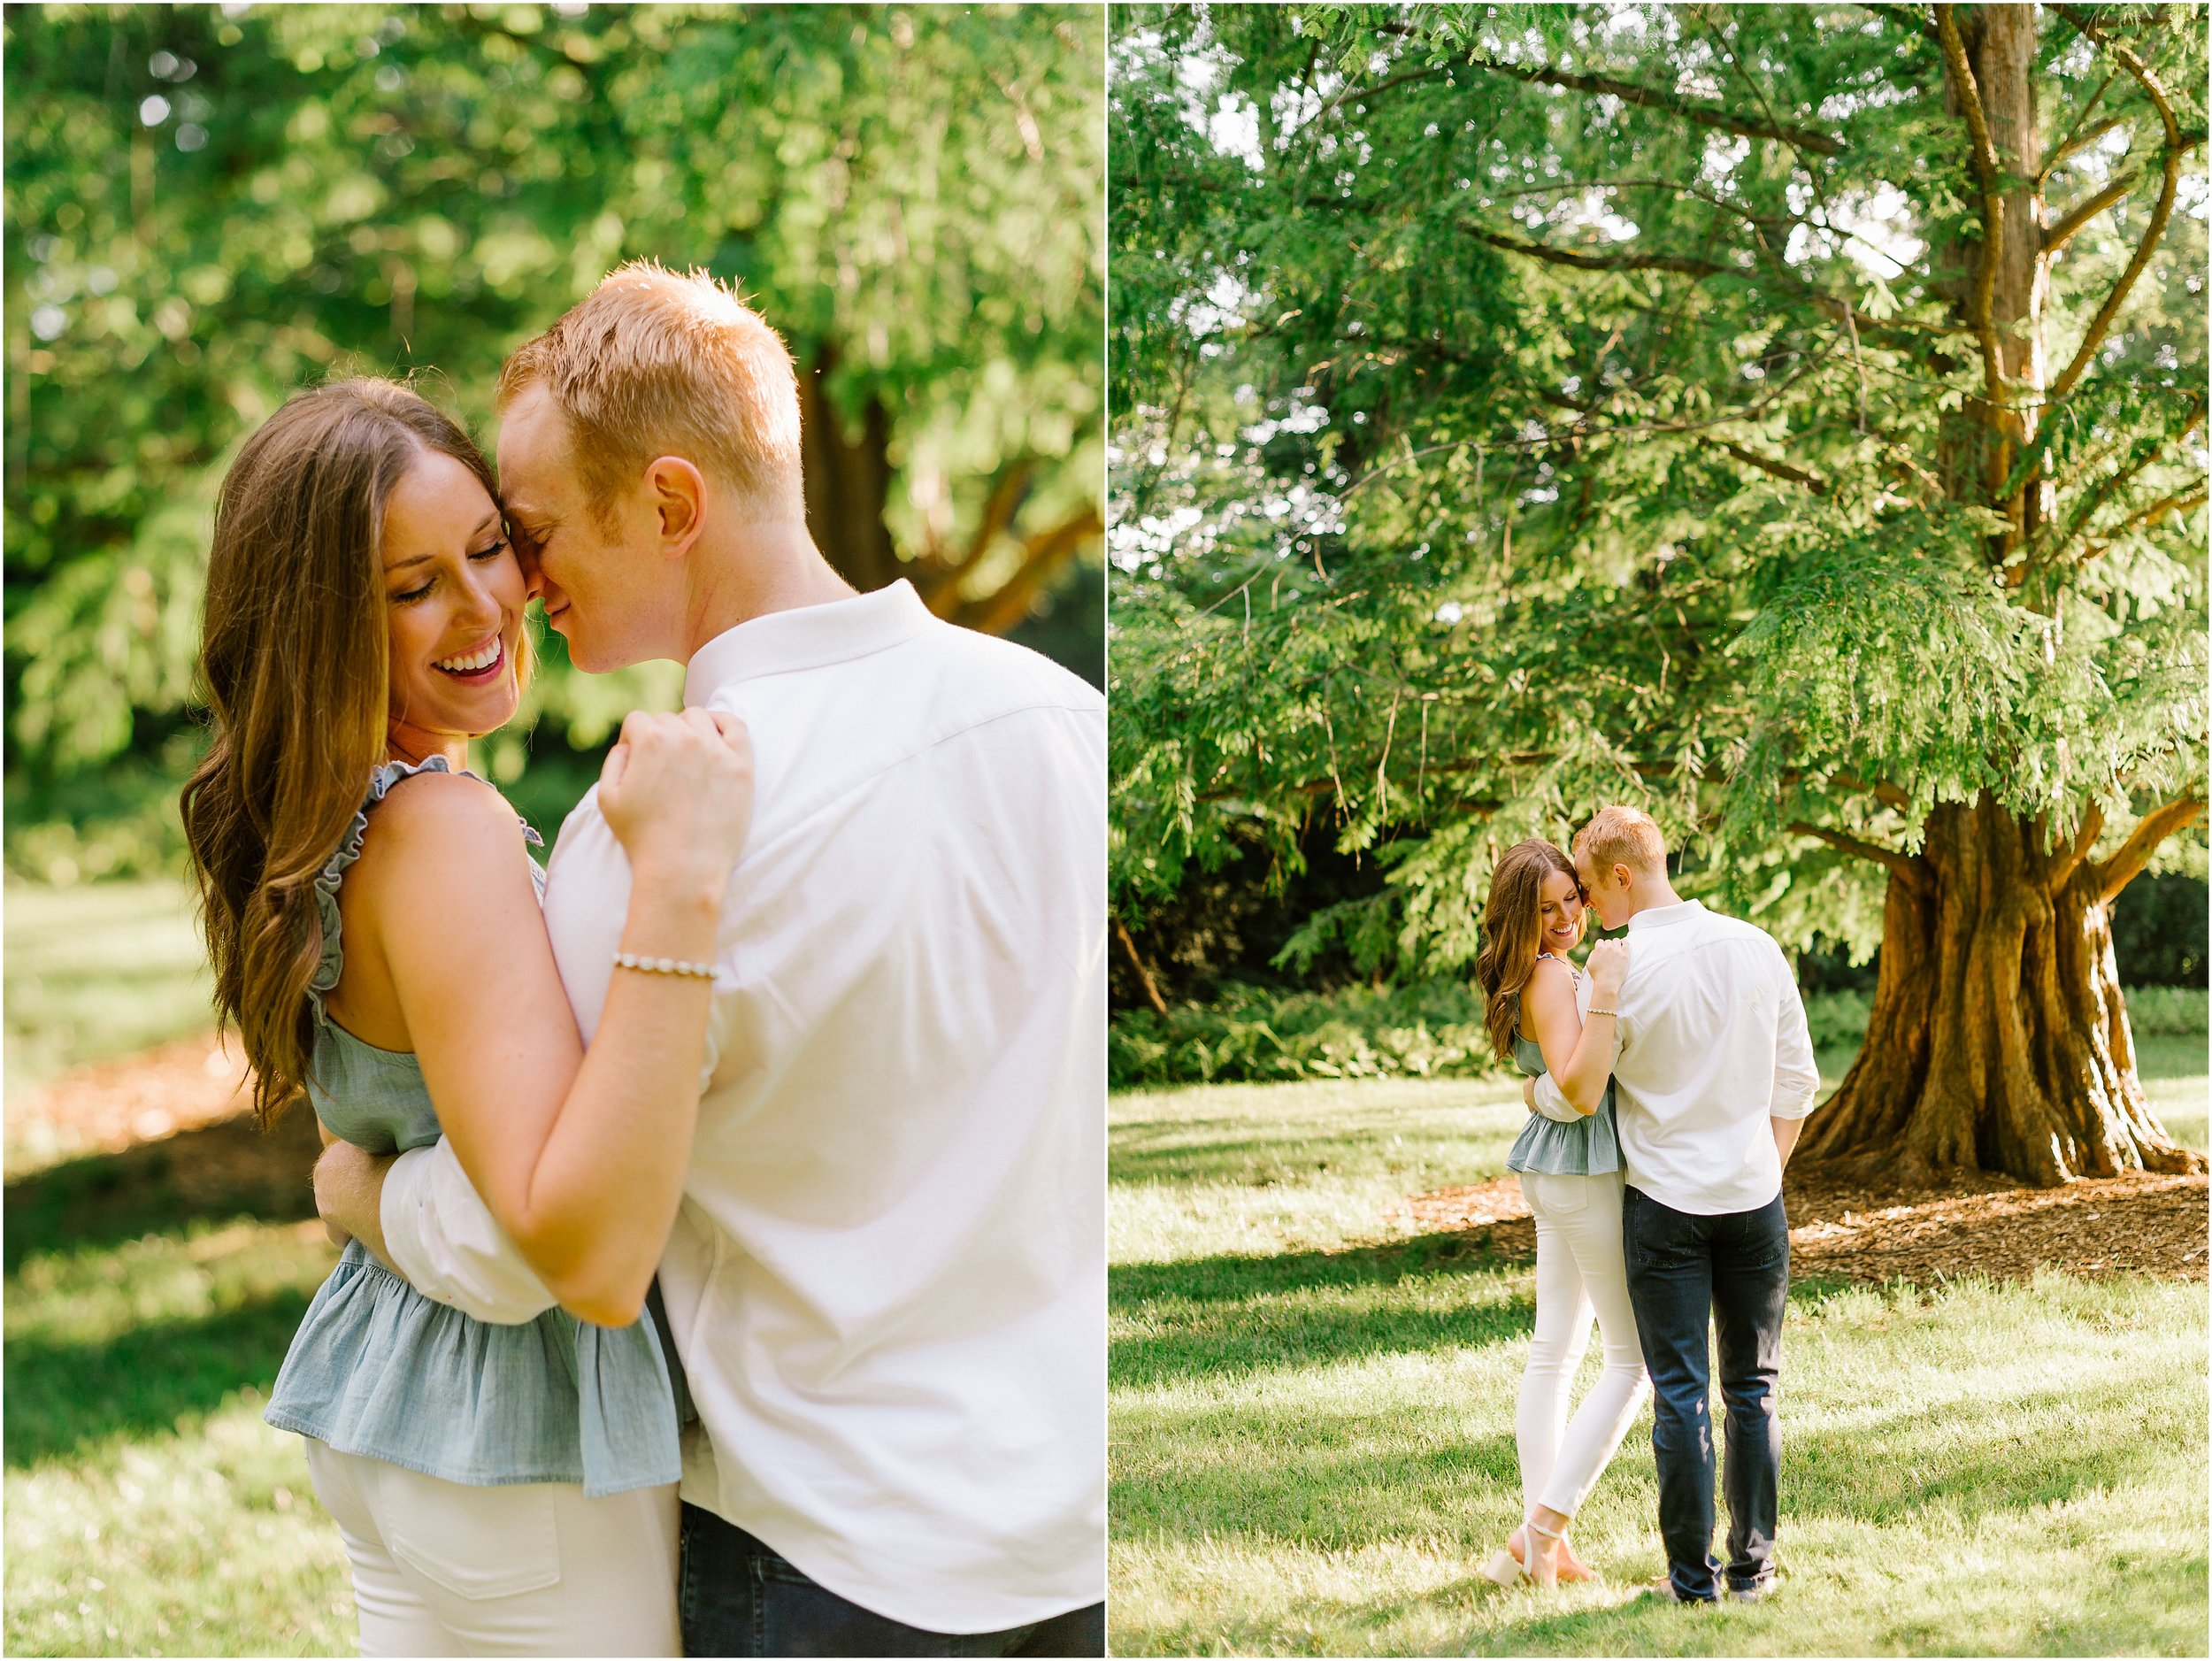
[{"xmin": 644, "ymin": 457, "xmax": 708, "ymax": 558}]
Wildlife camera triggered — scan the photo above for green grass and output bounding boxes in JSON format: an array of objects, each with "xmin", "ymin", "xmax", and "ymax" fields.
[
  {"xmin": 4, "ymin": 1219, "xmax": 351, "ymax": 1657},
  {"xmin": 1110, "ymin": 1062, "xmax": 2211, "ymax": 1656},
  {"xmin": 4, "ymin": 878, "xmax": 214, "ymax": 1102},
  {"xmin": 5, "ymin": 1035, "xmax": 350, "ymax": 1654}
]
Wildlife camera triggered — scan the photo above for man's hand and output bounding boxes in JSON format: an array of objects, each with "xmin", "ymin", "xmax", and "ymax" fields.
[
  {"xmin": 1771, "ymin": 1114, "xmax": 1803, "ymax": 1170},
  {"xmin": 315, "ymin": 1140, "xmax": 397, "ymax": 1266},
  {"xmin": 1522, "ymin": 1076, "xmax": 1539, "ymax": 1111}
]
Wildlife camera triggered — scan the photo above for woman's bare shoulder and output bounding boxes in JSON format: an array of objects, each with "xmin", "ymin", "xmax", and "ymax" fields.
[{"xmin": 347, "ymin": 769, "xmax": 531, "ymax": 898}]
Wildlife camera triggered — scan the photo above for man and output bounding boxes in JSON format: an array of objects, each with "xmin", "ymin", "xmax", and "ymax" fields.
[
  {"xmin": 317, "ymin": 263, "xmax": 1105, "ymax": 1657},
  {"xmin": 1529, "ymin": 805, "xmax": 1819, "ymax": 1604}
]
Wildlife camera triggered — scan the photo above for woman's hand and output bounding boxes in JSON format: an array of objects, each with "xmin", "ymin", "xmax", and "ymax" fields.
[
  {"xmin": 1586, "ymin": 937, "xmax": 1630, "ymax": 1003},
  {"xmin": 598, "ymin": 708, "xmax": 754, "ymax": 895}
]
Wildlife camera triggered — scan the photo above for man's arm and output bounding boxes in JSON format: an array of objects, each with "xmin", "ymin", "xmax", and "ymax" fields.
[
  {"xmin": 1771, "ymin": 1114, "xmax": 1804, "ymax": 1168},
  {"xmin": 316, "ymin": 1139, "xmax": 557, "ymax": 1325},
  {"xmin": 1527, "ymin": 1071, "xmax": 1588, "ymax": 1123},
  {"xmin": 1768, "ymin": 943, "xmax": 1822, "ymax": 1127}
]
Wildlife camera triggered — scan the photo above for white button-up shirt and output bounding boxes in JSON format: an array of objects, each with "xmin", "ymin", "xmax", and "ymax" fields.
[
  {"xmin": 1534, "ymin": 899, "xmax": 1820, "ymax": 1214},
  {"xmin": 378, "ymin": 581, "xmax": 1105, "ymax": 1632}
]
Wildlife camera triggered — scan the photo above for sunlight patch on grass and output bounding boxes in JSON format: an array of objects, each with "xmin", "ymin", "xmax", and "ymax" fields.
[
  {"xmin": 5, "ymin": 1397, "xmax": 352, "ymax": 1658},
  {"xmin": 1110, "ymin": 1076, "xmax": 2210, "ymax": 1656},
  {"xmin": 4, "ymin": 879, "xmax": 213, "ymax": 1099},
  {"xmin": 4, "ymin": 1216, "xmax": 349, "ymax": 1655}
]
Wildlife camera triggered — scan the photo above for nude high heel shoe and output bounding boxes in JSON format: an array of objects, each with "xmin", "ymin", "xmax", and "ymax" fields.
[
  {"xmin": 1479, "ymin": 1527, "xmax": 1529, "ymax": 1588},
  {"xmin": 1522, "ymin": 1516, "xmax": 1566, "ymax": 1590}
]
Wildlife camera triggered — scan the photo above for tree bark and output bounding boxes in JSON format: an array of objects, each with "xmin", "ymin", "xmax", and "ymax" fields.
[
  {"xmin": 1799, "ymin": 794, "xmax": 2206, "ymax": 1186},
  {"xmin": 798, "ymin": 344, "xmax": 1099, "ymax": 635},
  {"xmin": 1806, "ymin": 8, "xmax": 2207, "ymax": 1187},
  {"xmin": 798, "ymin": 345, "xmax": 903, "ymax": 595},
  {"xmin": 1936, "ymin": 4, "xmax": 2047, "ymax": 550}
]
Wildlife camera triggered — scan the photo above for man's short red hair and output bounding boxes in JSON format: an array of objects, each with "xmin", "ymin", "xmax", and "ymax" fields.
[
  {"xmin": 1573, "ymin": 804, "xmax": 1669, "ymax": 879},
  {"xmin": 498, "ymin": 261, "xmax": 804, "ymax": 522}
]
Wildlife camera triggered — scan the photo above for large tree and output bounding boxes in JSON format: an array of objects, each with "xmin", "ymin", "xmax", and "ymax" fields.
[
  {"xmin": 6, "ymin": 3, "xmax": 1103, "ymax": 863},
  {"xmin": 1110, "ymin": 2, "xmax": 2206, "ymax": 1184}
]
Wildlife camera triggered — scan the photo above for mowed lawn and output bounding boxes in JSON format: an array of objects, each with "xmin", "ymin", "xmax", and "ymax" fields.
[
  {"xmin": 5, "ymin": 880, "xmax": 353, "ymax": 1657},
  {"xmin": 1110, "ymin": 1049, "xmax": 2211, "ymax": 1657}
]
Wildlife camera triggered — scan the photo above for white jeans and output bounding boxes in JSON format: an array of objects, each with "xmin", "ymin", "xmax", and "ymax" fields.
[
  {"xmin": 303, "ymin": 1441, "xmax": 680, "ymax": 1657},
  {"xmin": 1516, "ymin": 1168, "xmax": 1651, "ymax": 1520}
]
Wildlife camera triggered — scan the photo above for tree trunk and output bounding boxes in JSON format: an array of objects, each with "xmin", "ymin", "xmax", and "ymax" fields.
[
  {"xmin": 1798, "ymin": 794, "xmax": 2205, "ymax": 1186},
  {"xmin": 796, "ymin": 344, "xmax": 1099, "ymax": 638},
  {"xmin": 798, "ymin": 345, "xmax": 903, "ymax": 595},
  {"xmin": 1935, "ymin": 4, "xmax": 2047, "ymax": 548}
]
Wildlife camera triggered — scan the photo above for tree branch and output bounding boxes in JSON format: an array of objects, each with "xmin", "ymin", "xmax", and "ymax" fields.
[
  {"xmin": 2048, "ymin": 6, "xmax": 2185, "ymax": 404},
  {"xmin": 1936, "ymin": 5, "xmax": 2010, "ymax": 422},
  {"xmin": 2042, "ymin": 165, "xmax": 2144, "ymax": 255},
  {"xmin": 1778, "ymin": 822, "xmax": 1920, "ymax": 884},
  {"xmin": 950, "ymin": 504, "xmax": 1102, "ymax": 636},
  {"xmin": 1829, "ymin": 772, "xmax": 1913, "ymax": 811},
  {"xmin": 1789, "ymin": 820, "xmax": 1924, "ymax": 883},
  {"xmin": 2052, "ymin": 801, "xmax": 2105, "ymax": 891},
  {"xmin": 2041, "ymin": 77, "xmax": 2118, "ymax": 180},
  {"xmin": 1860, "ymin": 3, "xmax": 1937, "ymax": 41},
  {"xmin": 1711, "ymin": 439, "xmax": 1830, "ymax": 496},
  {"xmin": 1464, "ymin": 225, "xmax": 1732, "ymax": 279},
  {"xmin": 2050, "ymin": 398, "xmax": 2206, "ymax": 563},
  {"xmin": 1463, "ymin": 54, "xmax": 1844, "ymax": 156},
  {"xmin": 2093, "ymin": 794, "xmax": 2205, "ymax": 903},
  {"xmin": 1114, "ymin": 919, "xmax": 1170, "ymax": 1017},
  {"xmin": 2078, "ymin": 488, "xmax": 2210, "ymax": 565}
]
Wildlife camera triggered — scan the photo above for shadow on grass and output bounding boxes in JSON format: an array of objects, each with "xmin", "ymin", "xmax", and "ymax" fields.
[
  {"xmin": 4, "ymin": 1291, "xmax": 316, "ymax": 1468},
  {"xmin": 1113, "ymin": 1233, "xmax": 1862, "ymax": 1390},
  {"xmin": 4, "ymin": 1108, "xmax": 321, "ymax": 1273},
  {"xmin": 4, "ymin": 1107, "xmax": 325, "ymax": 1466},
  {"xmin": 1112, "ymin": 1372, "xmax": 2189, "ymax": 1557}
]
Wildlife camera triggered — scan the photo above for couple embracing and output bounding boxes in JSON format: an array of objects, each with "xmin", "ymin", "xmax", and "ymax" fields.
[
  {"xmin": 1472, "ymin": 806, "xmax": 1821, "ymax": 1604},
  {"xmin": 183, "ymin": 265, "xmax": 1104, "ymax": 1656}
]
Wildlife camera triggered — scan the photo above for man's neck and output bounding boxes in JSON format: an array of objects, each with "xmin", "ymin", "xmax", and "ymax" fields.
[
  {"xmin": 680, "ymin": 520, "xmax": 858, "ymax": 661},
  {"xmin": 1624, "ymin": 879, "xmax": 1686, "ymax": 919}
]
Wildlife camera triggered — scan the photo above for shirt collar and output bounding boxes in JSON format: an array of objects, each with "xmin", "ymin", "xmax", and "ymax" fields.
[
  {"xmin": 1627, "ymin": 898, "xmax": 1706, "ymax": 934},
  {"xmin": 682, "ymin": 580, "xmax": 934, "ymax": 706}
]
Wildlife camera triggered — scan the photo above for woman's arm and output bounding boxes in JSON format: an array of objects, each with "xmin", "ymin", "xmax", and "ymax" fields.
[
  {"xmin": 349, "ymin": 712, "xmax": 749, "ymax": 1326},
  {"xmin": 1522, "ymin": 942, "xmax": 1627, "ymax": 1117}
]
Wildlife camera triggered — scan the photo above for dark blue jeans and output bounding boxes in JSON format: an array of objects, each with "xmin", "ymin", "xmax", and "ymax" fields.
[
  {"xmin": 1620, "ymin": 1184, "xmax": 1789, "ymax": 1603},
  {"xmin": 678, "ymin": 1504, "xmax": 1105, "ymax": 1657}
]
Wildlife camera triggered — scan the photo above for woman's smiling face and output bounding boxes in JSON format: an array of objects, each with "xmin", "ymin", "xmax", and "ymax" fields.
[
  {"xmin": 380, "ymin": 447, "xmax": 527, "ymax": 750},
  {"xmin": 1536, "ymin": 866, "xmax": 1586, "ymax": 957}
]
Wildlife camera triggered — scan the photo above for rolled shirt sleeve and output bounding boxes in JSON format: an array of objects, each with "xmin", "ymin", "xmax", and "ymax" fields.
[
  {"xmin": 1767, "ymin": 949, "xmax": 1822, "ymax": 1121},
  {"xmin": 1529, "ymin": 1070, "xmax": 1588, "ymax": 1123},
  {"xmin": 379, "ymin": 1140, "xmax": 558, "ymax": 1325}
]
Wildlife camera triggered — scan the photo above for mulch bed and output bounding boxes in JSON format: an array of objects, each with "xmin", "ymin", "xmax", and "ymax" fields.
[
  {"xmin": 15, "ymin": 1038, "xmax": 2210, "ymax": 1285},
  {"xmin": 12, "ymin": 1033, "xmax": 257, "ymax": 1157},
  {"xmin": 1394, "ymin": 1165, "xmax": 2210, "ymax": 1286}
]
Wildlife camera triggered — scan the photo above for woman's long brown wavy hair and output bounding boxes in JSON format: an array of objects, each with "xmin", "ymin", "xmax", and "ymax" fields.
[
  {"xmin": 181, "ymin": 380, "xmax": 503, "ymax": 1127},
  {"xmin": 1472, "ymin": 840, "xmax": 1583, "ymax": 1063}
]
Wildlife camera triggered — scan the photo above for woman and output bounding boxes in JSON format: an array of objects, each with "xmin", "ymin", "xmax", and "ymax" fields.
[
  {"xmin": 1471, "ymin": 840, "xmax": 1648, "ymax": 1589},
  {"xmin": 182, "ymin": 379, "xmax": 747, "ymax": 1656}
]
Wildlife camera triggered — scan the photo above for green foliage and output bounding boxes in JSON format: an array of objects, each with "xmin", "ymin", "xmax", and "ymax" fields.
[
  {"xmin": 1107, "ymin": 978, "xmax": 1928, "ymax": 1087},
  {"xmin": 6, "ymin": 4, "xmax": 1104, "ymax": 866},
  {"xmin": 1109, "ymin": 3, "xmax": 2208, "ymax": 971},
  {"xmin": 1110, "ymin": 980, "xmax": 1496, "ymax": 1086},
  {"xmin": 2125, "ymin": 983, "xmax": 2212, "ymax": 1037}
]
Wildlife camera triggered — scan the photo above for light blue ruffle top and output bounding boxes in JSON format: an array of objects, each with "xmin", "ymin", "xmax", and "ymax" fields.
[
  {"xmin": 263, "ymin": 757, "xmax": 684, "ymax": 1496},
  {"xmin": 1504, "ymin": 953, "xmax": 1622, "ymax": 1177}
]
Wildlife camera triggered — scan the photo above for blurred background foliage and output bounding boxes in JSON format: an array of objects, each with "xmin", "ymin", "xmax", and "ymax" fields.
[{"xmin": 5, "ymin": 1, "xmax": 1106, "ymax": 880}]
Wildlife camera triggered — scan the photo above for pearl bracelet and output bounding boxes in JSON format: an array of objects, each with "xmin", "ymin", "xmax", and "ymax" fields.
[
  {"xmin": 613, "ymin": 951, "xmax": 716, "ymax": 980},
  {"xmin": 1587, "ymin": 1007, "xmax": 1619, "ymax": 1018}
]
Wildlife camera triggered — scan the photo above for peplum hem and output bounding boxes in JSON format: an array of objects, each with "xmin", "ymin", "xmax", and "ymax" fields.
[{"xmin": 266, "ymin": 1243, "xmax": 680, "ymax": 1499}]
